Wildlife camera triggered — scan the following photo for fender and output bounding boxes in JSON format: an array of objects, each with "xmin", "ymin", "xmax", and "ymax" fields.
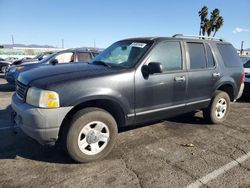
[{"xmin": 70, "ymin": 89, "xmax": 132, "ymax": 116}]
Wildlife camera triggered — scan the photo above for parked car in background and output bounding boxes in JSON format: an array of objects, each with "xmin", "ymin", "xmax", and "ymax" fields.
[
  {"xmin": 0, "ymin": 59, "xmax": 12, "ymax": 73},
  {"xmin": 243, "ymin": 60, "xmax": 250, "ymax": 96},
  {"xmin": 4, "ymin": 57, "xmax": 19, "ymax": 62},
  {"xmin": 10, "ymin": 51, "xmax": 55, "ymax": 67},
  {"xmin": 3, "ymin": 51, "xmax": 55, "ymax": 73},
  {"xmin": 5, "ymin": 48, "xmax": 100, "ymax": 85},
  {"xmin": 240, "ymin": 56, "xmax": 250, "ymax": 64},
  {"xmin": 11, "ymin": 35, "xmax": 244, "ymax": 163}
]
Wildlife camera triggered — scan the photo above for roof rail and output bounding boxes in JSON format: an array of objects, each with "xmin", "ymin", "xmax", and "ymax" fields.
[{"xmin": 172, "ymin": 34, "xmax": 225, "ymax": 42}]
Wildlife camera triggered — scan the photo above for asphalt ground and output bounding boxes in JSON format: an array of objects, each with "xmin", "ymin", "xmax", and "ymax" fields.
[{"xmin": 0, "ymin": 73, "xmax": 250, "ymax": 188}]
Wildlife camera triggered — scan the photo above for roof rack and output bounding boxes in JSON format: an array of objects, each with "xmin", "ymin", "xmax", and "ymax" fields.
[{"xmin": 172, "ymin": 34, "xmax": 225, "ymax": 42}]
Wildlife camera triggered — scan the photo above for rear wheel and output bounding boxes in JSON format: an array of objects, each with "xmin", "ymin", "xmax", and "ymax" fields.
[
  {"xmin": 203, "ymin": 91, "xmax": 230, "ymax": 124},
  {"xmin": 66, "ymin": 107, "xmax": 118, "ymax": 163}
]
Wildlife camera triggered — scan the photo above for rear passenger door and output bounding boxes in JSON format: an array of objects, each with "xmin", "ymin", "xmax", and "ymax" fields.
[{"xmin": 185, "ymin": 42, "xmax": 219, "ymax": 107}]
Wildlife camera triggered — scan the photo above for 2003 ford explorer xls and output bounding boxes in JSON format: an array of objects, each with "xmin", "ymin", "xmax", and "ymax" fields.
[{"xmin": 12, "ymin": 35, "xmax": 244, "ymax": 163}]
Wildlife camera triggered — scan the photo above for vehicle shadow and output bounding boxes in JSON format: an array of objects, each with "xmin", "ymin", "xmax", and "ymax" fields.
[
  {"xmin": 0, "ymin": 83, "xmax": 15, "ymax": 92},
  {"xmin": 237, "ymin": 95, "xmax": 250, "ymax": 103},
  {"xmin": 166, "ymin": 112, "xmax": 209, "ymax": 125},
  {"xmin": 0, "ymin": 105, "xmax": 12, "ymax": 123},
  {"xmin": 0, "ymin": 128, "xmax": 75, "ymax": 164},
  {"xmin": 0, "ymin": 112, "xmax": 207, "ymax": 164}
]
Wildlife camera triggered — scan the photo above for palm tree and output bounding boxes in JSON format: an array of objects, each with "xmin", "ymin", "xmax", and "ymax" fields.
[
  {"xmin": 213, "ymin": 16, "xmax": 224, "ymax": 37},
  {"xmin": 210, "ymin": 9, "xmax": 220, "ymax": 34},
  {"xmin": 203, "ymin": 19, "xmax": 213, "ymax": 36},
  {"xmin": 199, "ymin": 6, "xmax": 208, "ymax": 36}
]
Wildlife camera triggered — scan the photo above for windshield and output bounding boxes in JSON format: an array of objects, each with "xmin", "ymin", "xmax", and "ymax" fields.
[
  {"xmin": 244, "ymin": 60, "xmax": 250, "ymax": 68},
  {"xmin": 92, "ymin": 40, "xmax": 152, "ymax": 68}
]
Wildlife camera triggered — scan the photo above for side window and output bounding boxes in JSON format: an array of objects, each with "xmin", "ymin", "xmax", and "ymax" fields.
[
  {"xmin": 54, "ymin": 52, "xmax": 74, "ymax": 63},
  {"xmin": 147, "ymin": 41, "xmax": 182, "ymax": 71},
  {"xmin": 188, "ymin": 42, "xmax": 206, "ymax": 69},
  {"xmin": 205, "ymin": 44, "xmax": 215, "ymax": 68},
  {"xmin": 217, "ymin": 44, "xmax": 240, "ymax": 67},
  {"xmin": 77, "ymin": 52, "xmax": 91, "ymax": 62}
]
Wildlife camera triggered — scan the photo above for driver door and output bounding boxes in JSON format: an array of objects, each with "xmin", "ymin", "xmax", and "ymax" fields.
[{"xmin": 134, "ymin": 40, "xmax": 187, "ymax": 123}]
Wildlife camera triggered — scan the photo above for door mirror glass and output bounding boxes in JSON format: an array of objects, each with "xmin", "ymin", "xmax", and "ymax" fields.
[
  {"xmin": 141, "ymin": 62, "xmax": 163, "ymax": 78},
  {"xmin": 148, "ymin": 62, "xmax": 163, "ymax": 74}
]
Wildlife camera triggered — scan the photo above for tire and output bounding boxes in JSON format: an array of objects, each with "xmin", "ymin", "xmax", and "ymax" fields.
[
  {"xmin": 203, "ymin": 91, "xmax": 230, "ymax": 124},
  {"xmin": 1, "ymin": 66, "xmax": 6, "ymax": 73},
  {"xmin": 66, "ymin": 107, "xmax": 118, "ymax": 163}
]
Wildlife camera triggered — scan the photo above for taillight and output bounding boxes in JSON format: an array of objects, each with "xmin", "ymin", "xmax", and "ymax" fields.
[{"xmin": 241, "ymin": 71, "xmax": 245, "ymax": 83}]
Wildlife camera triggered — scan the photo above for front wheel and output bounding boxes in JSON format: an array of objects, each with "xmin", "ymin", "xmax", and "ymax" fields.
[
  {"xmin": 66, "ymin": 107, "xmax": 118, "ymax": 163},
  {"xmin": 203, "ymin": 91, "xmax": 230, "ymax": 124}
]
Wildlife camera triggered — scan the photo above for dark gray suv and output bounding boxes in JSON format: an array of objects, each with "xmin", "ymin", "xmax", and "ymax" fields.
[{"xmin": 11, "ymin": 35, "xmax": 244, "ymax": 163}]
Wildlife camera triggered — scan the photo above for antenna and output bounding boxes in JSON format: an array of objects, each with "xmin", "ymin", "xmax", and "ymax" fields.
[
  {"xmin": 12, "ymin": 35, "xmax": 15, "ymax": 48},
  {"xmin": 62, "ymin": 39, "xmax": 64, "ymax": 48}
]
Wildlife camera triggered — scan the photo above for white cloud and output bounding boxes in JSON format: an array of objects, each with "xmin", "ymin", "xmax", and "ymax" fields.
[{"xmin": 233, "ymin": 27, "xmax": 249, "ymax": 33}]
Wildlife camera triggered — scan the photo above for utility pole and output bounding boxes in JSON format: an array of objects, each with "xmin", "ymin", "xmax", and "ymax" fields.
[
  {"xmin": 62, "ymin": 39, "xmax": 64, "ymax": 49},
  {"xmin": 240, "ymin": 41, "xmax": 244, "ymax": 56},
  {"xmin": 12, "ymin": 35, "xmax": 15, "ymax": 48},
  {"xmin": 94, "ymin": 39, "xmax": 96, "ymax": 49}
]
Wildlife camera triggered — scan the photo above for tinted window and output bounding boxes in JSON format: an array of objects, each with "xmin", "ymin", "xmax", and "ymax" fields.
[
  {"xmin": 206, "ymin": 44, "xmax": 215, "ymax": 67},
  {"xmin": 244, "ymin": 60, "xmax": 250, "ymax": 68},
  {"xmin": 217, "ymin": 44, "xmax": 240, "ymax": 67},
  {"xmin": 147, "ymin": 41, "xmax": 182, "ymax": 71},
  {"xmin": 77, "ymin": 52, "xmax": 91, "ymax": 62},
  {"xmin": 188, "ymin": 43, "xmax": 206, "ymax": 69}
]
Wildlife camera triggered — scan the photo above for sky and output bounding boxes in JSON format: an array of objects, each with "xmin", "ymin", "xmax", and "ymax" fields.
[{"xmin": 0, "ymin": 0, "xmax": 249, "ymax": 49}]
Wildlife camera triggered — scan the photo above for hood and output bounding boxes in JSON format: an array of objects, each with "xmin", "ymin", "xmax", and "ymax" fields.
[{"xmin": 18, "ymin": 63, "xmax": 121, "ymax": 87}]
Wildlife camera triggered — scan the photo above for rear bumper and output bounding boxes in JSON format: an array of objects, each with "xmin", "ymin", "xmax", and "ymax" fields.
[
  {"xmin": 236, "ymin": 83, "xmax": 244, "ymax": 100},
  {"xmin": 11, "ymin": 94, "xmax": 73, "ymax": 145}
]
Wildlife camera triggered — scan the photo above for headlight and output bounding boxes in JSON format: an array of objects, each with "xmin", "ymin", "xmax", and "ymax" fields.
[
  {"xmin": 26, "ymin": 87, "xmax": 60, "ymax": 108},
  {"xmin": 9, "ymin": 67, "xmax": 16, "ymax": 73}
]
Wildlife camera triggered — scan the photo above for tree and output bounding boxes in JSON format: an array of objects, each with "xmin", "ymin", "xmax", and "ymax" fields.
[
  {"xmin": 198, "ymin": 6, "xmax": 224, "ymax": 37},
  {"xmin": 213, "ymin": 16, "xmax": 224, "ymax": 37},
  {"xmin": 199, "ymin": 6, "xmax": 208, "ymax": 36}
]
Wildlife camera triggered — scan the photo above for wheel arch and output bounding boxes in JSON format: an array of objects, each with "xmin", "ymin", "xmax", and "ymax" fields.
[
  {"xmin": 58, "ymin": 98, "xmax": 126, "ymax": 143},
  {"xmin": 215, "ymin": 83, "xmax": 235, "ymax": 101}
]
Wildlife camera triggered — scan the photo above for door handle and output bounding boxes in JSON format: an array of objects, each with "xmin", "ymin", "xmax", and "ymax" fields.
[
  {"xmin": 212, "ymin": 72, "xmax": 221, "ymax": 78},
  {"xmin": 174, "ymin": 76, "xmax": 186, "ymax": 82}
]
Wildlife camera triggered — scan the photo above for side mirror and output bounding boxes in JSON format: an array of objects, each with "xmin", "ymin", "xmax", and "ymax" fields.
[
  {"xmin": 50, "ymin": 59, "xmax": 58, "ymax": 65},
  {"xmin": 141, "ymin": 62, "xmax": 163, "ymax": 78},
  {"xmin": 148, "ymin": 62, "xmax": 163, "ymax": 74}
]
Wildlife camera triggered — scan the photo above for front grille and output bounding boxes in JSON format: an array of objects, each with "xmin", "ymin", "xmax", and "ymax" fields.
[{"xmin": 16, "ymin": 81, "xmax": 28, "ymax": 101}]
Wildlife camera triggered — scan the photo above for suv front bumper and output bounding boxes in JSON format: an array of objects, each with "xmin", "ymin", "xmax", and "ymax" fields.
[{"xmin": 11, "ymin": 94, "xmax": 73, "ymax": 145}]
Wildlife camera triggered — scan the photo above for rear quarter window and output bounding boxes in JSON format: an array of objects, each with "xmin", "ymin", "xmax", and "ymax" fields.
[{"xmin": 217, "ymin": 44, "xmax": 241, "ymax": 67}]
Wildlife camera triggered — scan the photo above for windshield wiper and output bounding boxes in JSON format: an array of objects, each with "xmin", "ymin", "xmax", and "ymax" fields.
[{"xmin": 92, "ymin": 61, "xmax": 111, "ymax": 67}]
